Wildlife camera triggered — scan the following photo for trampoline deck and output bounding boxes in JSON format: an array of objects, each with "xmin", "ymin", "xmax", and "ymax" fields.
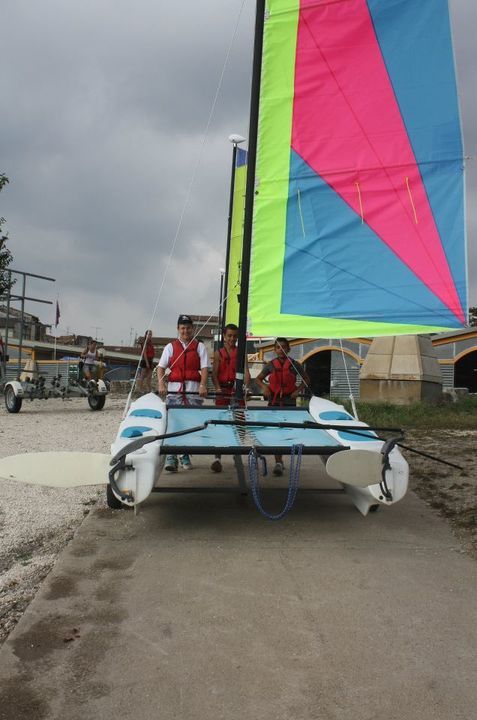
[{"xmin": 162, "ymin": 406, "xmax": 345, "ymax": 455}]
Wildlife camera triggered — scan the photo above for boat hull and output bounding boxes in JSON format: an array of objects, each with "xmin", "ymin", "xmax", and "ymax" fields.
[
  {"xmin": 308, "ymin": 396, "xmax": 408, "ymax": 515},
  {"xmin": 109, "ymin": 393, "xmax": 166, "ymax": 506}
]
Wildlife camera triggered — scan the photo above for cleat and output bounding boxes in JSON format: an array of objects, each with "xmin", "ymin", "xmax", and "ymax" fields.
[{"xmin": 210, "ymin": 459, "xmax": 222, "ymax": 473}]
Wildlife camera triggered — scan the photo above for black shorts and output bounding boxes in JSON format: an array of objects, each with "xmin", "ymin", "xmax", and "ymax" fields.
[{"xmin": 140, "ymin": 359, "xmax": 153, "ymax": 369}]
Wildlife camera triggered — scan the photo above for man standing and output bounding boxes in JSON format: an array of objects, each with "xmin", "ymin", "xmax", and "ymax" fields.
[
  {"xmin": 210, "ymin": 322, "xmax": 250, "ymax": 473},
  {"xmin": 157, "ymin": 315, "xmax": 209, "ymax": 471}
]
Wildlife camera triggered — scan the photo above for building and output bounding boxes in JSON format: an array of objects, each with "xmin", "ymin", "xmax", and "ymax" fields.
[
  {"xmin": 255, "ymin": 330, "xmax": 477, "ymax": 397},
  {"xmin": 0, "ymin": 305, "xmax": 49, "ymax": 342}
]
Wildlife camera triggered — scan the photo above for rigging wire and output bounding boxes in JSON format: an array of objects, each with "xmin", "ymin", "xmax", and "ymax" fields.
[
  {"xmin": 273, "ymin": 338, "xmax": 312, "ymax": 396},
  {"xmin": 339, "ymin": 338, "xmax": 359, "ymax": 420},
  {"xmin": 123, "ymin": 0, "xmax": 247, "ymax": 415},
  {"xmin": 273, "ymin": 336, "xmax": 359, "ymax": 421},
  {"xmin": 123, "ymin": 280, "xmax": 240, "ymax": 416}
]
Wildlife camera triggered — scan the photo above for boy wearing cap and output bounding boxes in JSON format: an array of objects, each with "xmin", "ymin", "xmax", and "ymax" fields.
[{"xmin": 157, "ymin": 315, "xmax": 209, "ymax": 471}]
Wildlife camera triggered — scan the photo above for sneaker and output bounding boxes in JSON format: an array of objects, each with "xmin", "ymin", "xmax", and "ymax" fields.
[
  {"xmin": 273, "ymin": 462, "xmax": 284, "ymax": 477},
  {"xmin": 180, "ymin": 454, "xmax": 192, "ymax": 470},
  {"xmin": 164, "ymin": 455, "xmax": 178, "ymax": 472},
  {"xmin": 210, "ymin": 459, "xmax": 222, "ymax": 473}
]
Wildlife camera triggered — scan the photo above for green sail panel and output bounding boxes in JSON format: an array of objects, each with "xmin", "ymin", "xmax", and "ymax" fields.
[
  {"xmin": 248, "ymin": 0, "xmax": 467, "ymax": 338},
  {"xmin": 225, "ymin": 148, "xmax": 247, "ymax": 326}
]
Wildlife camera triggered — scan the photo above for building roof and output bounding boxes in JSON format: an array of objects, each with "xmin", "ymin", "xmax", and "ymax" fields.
[{"xmin": 0, "ymin": 305, "xmax": 41, "ymax": 323}]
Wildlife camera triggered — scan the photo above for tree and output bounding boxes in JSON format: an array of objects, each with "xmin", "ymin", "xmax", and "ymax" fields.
[
  {"xmin": 469, "ymin": 307, "xmax": 477, "ymax": 328},
  {"xmin": 0, "ymin": 173, "xmax": 13, "ymax": 297}
]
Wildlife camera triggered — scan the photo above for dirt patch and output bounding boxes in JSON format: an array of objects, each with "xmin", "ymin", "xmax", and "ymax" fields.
[{"xmin": 406, "ymin": 429, "xmax": 477, "ymax": 557}]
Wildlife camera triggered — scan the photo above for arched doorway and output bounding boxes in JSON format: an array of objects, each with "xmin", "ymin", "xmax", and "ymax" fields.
[
  {"xmin": 304, "ymin": 351, "xmax": 331, "ymax": 397},
  {"xmin": 454, "ymin": 350, "xmax": 477, "ymax": 392}
]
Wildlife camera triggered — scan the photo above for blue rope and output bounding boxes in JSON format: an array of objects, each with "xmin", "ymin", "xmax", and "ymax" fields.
[{"xmin": 248, "ymin": 445, "xmax": 303, "ymax": 521}]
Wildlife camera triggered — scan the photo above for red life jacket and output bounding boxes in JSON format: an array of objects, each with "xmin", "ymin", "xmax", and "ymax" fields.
[
  {"xmin": 168, "ymin": 339, "xmax": 201, "ymax": 384},
  {"xmin": 217, "ymin": 347, "xmax": 237, "ymax": 387},
  {"xmin": 268, "ymin": 358, "xmax": 296, "ymax": 403},
  {"xmin": 144, "ymin": 340, "xmax": 155, "ymax": 360}
]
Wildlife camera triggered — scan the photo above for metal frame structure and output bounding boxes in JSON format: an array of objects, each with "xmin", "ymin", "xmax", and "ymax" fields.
[
  {"xmin": 1, "ymin": 268, "xmax": 54, "ymax": 381},
  {"xmin": 1, "ymin": 268, "xmax": 108, "ymax": 412}
]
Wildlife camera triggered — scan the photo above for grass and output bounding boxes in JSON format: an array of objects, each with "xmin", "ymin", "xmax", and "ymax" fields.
[{"xmin": 338, "ymin": 395, "xmax": 477, "ymax": 430}]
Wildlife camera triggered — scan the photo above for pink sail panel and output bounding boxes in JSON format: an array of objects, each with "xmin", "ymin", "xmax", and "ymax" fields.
[{"xmin": 291, "ymin": 0, "xmax": 465, "ymax": 323}]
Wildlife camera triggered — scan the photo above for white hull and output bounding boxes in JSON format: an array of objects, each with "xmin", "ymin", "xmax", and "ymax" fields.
[
  {"xmin": 308, "ymin": 396, "xmax": 408, "ymax": 515},
  {"xmin": 109, "ymin": 393, "xmax": 166, "ymax": 506},
  {"xmin": 108, "ymin": 394, "xmax": 408, "ymax": 514}
]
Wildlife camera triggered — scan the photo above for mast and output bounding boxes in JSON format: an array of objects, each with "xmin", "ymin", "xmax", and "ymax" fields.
[
  {"xmin": 216, "ymin": 269, "xmax": 225, "ymax": 351},
  {"xmin": 235, "ymin": 0, "xmax": 266, "ymax": 400}
]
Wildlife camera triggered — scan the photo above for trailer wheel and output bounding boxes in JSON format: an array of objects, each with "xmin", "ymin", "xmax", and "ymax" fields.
[
  {"xmin": 106, "ymin": 483, "xmax": 125, "ymax": 509},
  {"xmin": 88, "ymin": 395, "xmax": 106, "ymax": 411},
  {"xmin": 5, "ymin": 386, "xmax": 22, "ymax": 413}
]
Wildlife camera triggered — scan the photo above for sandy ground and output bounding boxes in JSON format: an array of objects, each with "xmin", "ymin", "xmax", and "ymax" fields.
[
  {"xmin": 0, "ymin": 397, "xmax": 125, "ymax": 643},
  {"xmin": 0, "ymin": 396, "xmax": 476, "ymax": 645},
  {"xmin": 408, "ymin": 428, "xmax": 477, "ymax": 558}
]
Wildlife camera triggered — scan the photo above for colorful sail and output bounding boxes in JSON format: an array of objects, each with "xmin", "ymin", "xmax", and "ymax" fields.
[
  {"xmin": 225, "ymin": 148, "xmax": 247, "ymax": 326},
  {"xmin": 248, "ymin": 0, "xmax": 467, "ymax": 338}
]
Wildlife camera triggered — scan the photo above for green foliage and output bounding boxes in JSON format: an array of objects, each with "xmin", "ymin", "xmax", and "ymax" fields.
[
  {"xmin": 342, "ymin": 395, "xmax": 477, "ymax": 430},
  {"xmin": 0, "ymin": 173, "xmax": 13, "ymax": 297}
]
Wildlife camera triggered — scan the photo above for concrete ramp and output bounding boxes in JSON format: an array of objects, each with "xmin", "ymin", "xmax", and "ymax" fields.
[{"xmin": 1, "ymin": 458, "xmax": 476, "ymax": 720}]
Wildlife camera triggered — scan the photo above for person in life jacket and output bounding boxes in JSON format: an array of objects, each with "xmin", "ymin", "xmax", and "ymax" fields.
[
  {"xmin": 210, "ymin": 323, "xmax": 251, "ymax": 473},
  {"xmin": 157, "ymin": 315, "xmax": 209, "ymax": 472},
  {"xmin": 256, "ymin": 337, "xmax": 309, "ymax": 476}
]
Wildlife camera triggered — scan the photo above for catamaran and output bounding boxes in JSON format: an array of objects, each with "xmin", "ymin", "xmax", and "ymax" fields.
[{"xmin": 106, "ymin": 0, "xmax": 467, "ymax": 517}]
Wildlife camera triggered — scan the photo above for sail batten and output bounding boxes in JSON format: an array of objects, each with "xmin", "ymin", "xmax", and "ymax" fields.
[{"xmin": 248, "ymin": 0, "xmax": 467, "ymax": 338}]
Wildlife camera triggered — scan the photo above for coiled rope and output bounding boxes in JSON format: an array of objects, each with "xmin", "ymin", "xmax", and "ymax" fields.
[{"xmin": 248, "ymin": 444, "xmax": 304, "ymax": 521}]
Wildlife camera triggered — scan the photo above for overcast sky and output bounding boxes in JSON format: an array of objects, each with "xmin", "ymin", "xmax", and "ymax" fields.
[{"xmin": 1, "ymin": 0, "xmax": 475, "ymax": 344}]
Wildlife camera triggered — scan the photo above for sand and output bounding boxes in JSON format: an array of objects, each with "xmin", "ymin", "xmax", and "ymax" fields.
[{"xmin": 0, "ymin": 397, "xmax": 125, "ymax": 643}]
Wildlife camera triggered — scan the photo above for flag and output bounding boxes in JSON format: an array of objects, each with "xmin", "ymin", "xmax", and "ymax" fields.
[{"xmin": 55, "ymin": 300, "xmax": 60, "ymax": 328}]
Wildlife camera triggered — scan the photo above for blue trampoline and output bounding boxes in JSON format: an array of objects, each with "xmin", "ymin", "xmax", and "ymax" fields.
[{"xmin": 163, "ymin": 407, "xmax": 342, "ymax": 454}]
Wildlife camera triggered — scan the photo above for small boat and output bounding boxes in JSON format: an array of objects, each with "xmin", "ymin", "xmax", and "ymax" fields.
[
  {"xmin": 107, "ymin": 0, "xmax": 467, "ymax": 517},
  {"xmin": 0, "ymin": 1, "xmax": 463, "ymax": 514},
  {"xmin": 108, "ymin": 0, "xmax": 467, "ymax": 515},
  {"xmin": 108, "ymin": 392, "xmax": 408, "ymax": 516}
]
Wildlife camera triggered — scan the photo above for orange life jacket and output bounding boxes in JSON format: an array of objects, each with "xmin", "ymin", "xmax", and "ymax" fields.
[
  {"xmin": 217, "ymin": 346, "xmax": 237, "ymax": 387},
  {"xmin": 268, "ymin": 358, "xmax": 296, "ymax": 404},
  {"xmin": 143, "ymin": 339, "xmax": 155, "ymax": 360}
]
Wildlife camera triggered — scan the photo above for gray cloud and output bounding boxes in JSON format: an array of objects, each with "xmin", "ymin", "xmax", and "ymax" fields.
[{"xmin": 1, "ymin": 0, "xmax": 476, "ymax": 343}]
